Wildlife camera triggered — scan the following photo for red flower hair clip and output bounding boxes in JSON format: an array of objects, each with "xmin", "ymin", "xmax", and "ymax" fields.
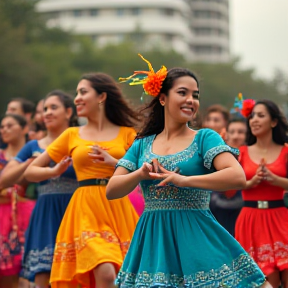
[
  {"xmin": 241, "ymin": 99, "xmax": 256, "ymax": 118},
  {"xmin": 119, "ymin": 54, "xmax": 167, "ymax": 97}
]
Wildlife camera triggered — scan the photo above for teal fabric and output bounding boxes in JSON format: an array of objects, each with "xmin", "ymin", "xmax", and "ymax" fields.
[{"xmin": 116, "ymin": 129, "xmax": 265, "ymax": 288}]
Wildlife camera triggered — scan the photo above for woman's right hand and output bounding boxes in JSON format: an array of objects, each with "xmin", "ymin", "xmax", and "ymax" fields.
[
  {"xmin": 246, "ymin": 165, "xmax": 264, "ymax": 188},
  {"xmin": 50, "ymin": 156, "xmax": 72, "ymax": 178},
  {"xmin": 138, "ymin": 162, "xmax": 154, "ymax": 180}
]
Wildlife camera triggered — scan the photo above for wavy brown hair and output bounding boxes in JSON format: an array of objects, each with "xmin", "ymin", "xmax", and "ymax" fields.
[{"xmin": 81, "ymin": 73, "xmax": 138, "ymax": 127}]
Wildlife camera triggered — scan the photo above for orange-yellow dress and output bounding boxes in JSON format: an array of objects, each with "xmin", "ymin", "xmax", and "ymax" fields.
[{"xmin": 46, "ymin": 126, "xmax": 139, "ymax": 288}]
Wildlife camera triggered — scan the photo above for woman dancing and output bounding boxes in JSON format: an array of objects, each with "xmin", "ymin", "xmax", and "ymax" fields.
[
  {"xmin": 0, "ymin": 91, "xmax": 79, "ymax": 288},
  {"xmin": 24, "ymin": 73, "xmax": 139, "ymax": 288},
  {"xmin": 236, "ymin": 99, "xmax": 288, "ymax": 288},
  {"xmin": 106, "ymin": 54, "xmax": 271, "ymax": 288}
]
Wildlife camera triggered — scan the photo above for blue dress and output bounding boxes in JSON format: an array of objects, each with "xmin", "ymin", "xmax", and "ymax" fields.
[
  {"xmin": 116, "ymin": 129, "xmax": 265, "ymax": 288},
  {"xmin": 14, "ymin": 140, "xmax": 79, "ymax": 281}
]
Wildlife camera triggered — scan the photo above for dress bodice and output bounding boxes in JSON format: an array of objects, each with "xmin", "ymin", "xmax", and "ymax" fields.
[
  {"xmin": 239, "ymin": 145, "xmax": 288, "ymax": 201},
  {"xmin": 118, "ymin": 129, "xmax": 238, "ymax": 211},
  {"xmin": 47, "ymin": 127, "xmax": 136, "ymax": 181}
]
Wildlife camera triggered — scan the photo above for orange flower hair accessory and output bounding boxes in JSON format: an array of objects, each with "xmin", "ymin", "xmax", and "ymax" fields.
[
  {"xmin": 119, "ymin": 54, "xmax": 167, "ymax": 97},
  {"xmin": 241, "ymin": 99, "xmax": 256, "ymax": 118}
]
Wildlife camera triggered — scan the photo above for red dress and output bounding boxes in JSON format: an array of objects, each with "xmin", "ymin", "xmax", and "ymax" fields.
[{"xmin": 235, "ymin": 145, "xmax": 288, "ymax": 275}]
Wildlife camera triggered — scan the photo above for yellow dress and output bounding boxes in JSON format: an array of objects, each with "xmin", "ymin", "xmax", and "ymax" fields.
[{"xmin": 47, "ymin": 127, "xmax": 139, "ymax": 288}]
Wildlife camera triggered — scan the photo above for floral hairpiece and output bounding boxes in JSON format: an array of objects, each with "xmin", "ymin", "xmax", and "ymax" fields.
[
  {"xmin": 119, "ymin": 54, "xmax": 167, "ymax": 97},
  {"xmin": 230, "ymin": 93, "xmax": 255, "ymax": 118},
  {"xmin": 241, "ymin": 99, "xmax": 256, "ymax": 118}
]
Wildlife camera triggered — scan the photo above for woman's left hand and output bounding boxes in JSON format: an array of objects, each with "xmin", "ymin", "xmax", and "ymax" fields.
[
  {"xmin": 88, "ymin": 145, "xmax": 117, "ymax": 167},
  {"xmin": 148, "ymin": 160, "xmax": 185, "ymax": 187},
  {"xmin": 262, "ymin": 166, "xmax": 278, "ymax": 184}
]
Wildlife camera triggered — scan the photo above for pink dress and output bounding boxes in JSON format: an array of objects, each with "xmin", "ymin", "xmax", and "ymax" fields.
[
  {"xmin": 0, "ymin": 150, "xmax": 35, "ymax": 276},
  {"xmin": 128, "ymin": 186, "xmax": 145, "ymax": 216}
]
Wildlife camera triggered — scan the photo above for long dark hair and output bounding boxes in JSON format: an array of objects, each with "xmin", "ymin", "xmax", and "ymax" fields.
[
  {"xmin": 81, "ymin": 73, "xmax": 138, "ymax": 127},
  {"xmin": 246, "ymin": 99, "xmax": 288, "ymax": 145},
  {"xmin": 137, "ymin": 68, "xmax": 199, "ymax": 138},
  {"xmin": 45, "ymin": 90, "xmax": 79, "ymax": 127}
]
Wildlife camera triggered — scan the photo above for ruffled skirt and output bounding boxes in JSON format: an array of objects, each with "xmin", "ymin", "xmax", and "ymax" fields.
[
  {"xmin": 117, "ymin": 208, "xmax": 265, "ymax": 288},
  {"xmin": 50, "ymin": 186, "xmax": 139, "ymax": 288},
  {"xmin": 21, "ymin": 193, "xmax": 73, "ymax": 281},
  {"xmin": 0, "ymin": 200, "xmax": 35, "ymax": 276},
  {"xmin": 236, "ymin": 206, "xmax": 288, "ymax": 275}
]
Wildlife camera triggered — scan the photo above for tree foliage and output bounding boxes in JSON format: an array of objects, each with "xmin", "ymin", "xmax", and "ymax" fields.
[{"xmin": 0, "ymin": 0, "xmax": 287, "ymax": 116}]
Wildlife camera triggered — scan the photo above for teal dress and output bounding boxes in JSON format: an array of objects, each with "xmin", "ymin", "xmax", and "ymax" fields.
[{"xmin": 116, "ymin": 129, "xmax": 265, "ymax": 288}]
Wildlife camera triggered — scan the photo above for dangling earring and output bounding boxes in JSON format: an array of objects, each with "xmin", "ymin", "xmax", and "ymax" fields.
[
  {"xmin": 98, "ymin": 101, "xmax": 103, "ymax": 105},
  {"xmin": 160, "ymin": 101, "xmax": 165, "ymax": 106}
]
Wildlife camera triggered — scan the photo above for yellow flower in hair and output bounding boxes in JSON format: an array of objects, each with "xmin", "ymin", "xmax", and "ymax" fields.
[{"xmin": 119, "ymin": 54, "xmax": 167, "ymax": 97}]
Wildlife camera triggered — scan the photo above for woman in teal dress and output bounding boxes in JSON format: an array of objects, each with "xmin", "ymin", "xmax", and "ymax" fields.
[{"xmin": 106, "ymin": 55, "xmax": 270, "ymax": 288}]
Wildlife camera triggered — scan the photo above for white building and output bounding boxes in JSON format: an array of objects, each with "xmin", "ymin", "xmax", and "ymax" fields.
[
  {"xmin": 36, "ymin": 0, "xmax": 230, "ymax": 62},
  {"xmin": 188, "ymin": 0, "xmax": 230, "ymax": 62}
]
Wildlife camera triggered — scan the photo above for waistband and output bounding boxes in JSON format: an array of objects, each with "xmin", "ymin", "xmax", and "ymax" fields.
[
  {"xmin": 243, "ymin": 200, "xmax": 285, "ymax": 209},
  {"xmin": 144, "ymin": 200, "xmax": 210, "ymax": 211},
  {"xmin": 78, "ymin": 178, "xmax": 109, "ymax": 187},
  {"xmin": 38, "ymin": 178, "xmax": 78, "ymax": 196}
]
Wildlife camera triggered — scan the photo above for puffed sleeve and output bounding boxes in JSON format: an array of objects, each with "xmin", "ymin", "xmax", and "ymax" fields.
[
  {"xmin": 199, "ymin": 129, "xmax": 239, "ymax": 171},
  {"xmin": 117, "ymin": 138, "xmax": 142, "ymax": 172},
  {"xmin": 46, "ymin": 128, "xmax": 73, "ymax": 163},
  {"xmin": 14, "ymin": 140, "xmax": 38, "ymax": 163}
]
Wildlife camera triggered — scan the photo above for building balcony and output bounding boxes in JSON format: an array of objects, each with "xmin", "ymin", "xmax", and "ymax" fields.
[
  {"xmin": 46, "ymin": 14, "xmax": 193, "ymax": 39},
  {"xmin": 191, "ymin": 35, "xmax": 229, "ymax": 48},
  {"xmin": 37, "ymin": 0, "xmax": 190, "ymax": 15},
  {"xmin": 191, "ymin": 18, "xmax": 229, "ymax": 31},
  {"xmin": 190, "ymin": 1, "xmax": 229, "ymax": 17}
]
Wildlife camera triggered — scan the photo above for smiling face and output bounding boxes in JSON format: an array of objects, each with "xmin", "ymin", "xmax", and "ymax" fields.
[
  {"xmin": 74, "ymin": 79, "xmax": 104, "ymax": 118},
  {"xmin": 43, "ymin": 96, "xmax": 71, "ymax": 130},
  {"xmin": 249, "ymin": 104, "xmax": 277, "ymax": 137},
  {"xmin": 0, "ymin": 116, "xmax": 26, "ymax": 144},
  {"xmin": 160, "ymin": 76, "xmax": 199, "ymax": 124}
]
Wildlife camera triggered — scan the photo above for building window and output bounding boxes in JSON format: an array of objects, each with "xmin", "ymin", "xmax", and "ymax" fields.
[
  {"xmin": 73, "ymin": 10, "xmax": 82, "ymax": 17},
  {"xmin": 116, "ymin": 8, "xmax": 125, "ymax": 16},
  {"xmin": 90, "ymin": 9, "xmax": 98, "ymax": 16},
  {"xmin": 194, "ymin": 10, "xmax": 224, "ymax": 19},
  {"xmin": 194, "ymin": 27, "xmax": 211, "ymax": 35},
  {"xmin": 159, "ymin": 8, "xmax": 174, "ymax": 16},
  {"xmin": 164, "ymin": 8, "xmax": 174, "ymax": 16},
  {"xmin": 131, "ymin": 8, "xmax": 141, "ymax": 15}
]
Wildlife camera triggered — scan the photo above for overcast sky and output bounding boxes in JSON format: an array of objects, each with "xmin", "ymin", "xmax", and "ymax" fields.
[{"xmin": 230, "ymin": 0, "xmax": 288, "ymax": 79}]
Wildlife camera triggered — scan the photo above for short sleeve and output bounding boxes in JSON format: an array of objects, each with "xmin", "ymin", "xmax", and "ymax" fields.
[
  {"xmin": 117, "ymin": 138, "xmax": 142, "ymax": 172},
  {"xmin": 14, "ymin": 140, "xmax": 38, "ymax": 163},
  {"xmin": 124, "ymin": 127, "xmax": 137, "ymax": 151},
  {"xmin": 199, "ymin": 129, "xmax": 239, "ymax": 170},
  {"xmin": 46, "ymin": 128, "xmax": 72, "ymax": 163}
]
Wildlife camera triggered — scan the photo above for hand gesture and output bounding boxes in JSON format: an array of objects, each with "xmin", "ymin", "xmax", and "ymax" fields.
[
  {"xmin": 51, "ymin": 156, "xmax": 72, "ymax": 177},
  {"xmin": 262, "ymin": 166, "xmax": 278, "ymax": 184},
  {"xmin": 247, "ymin": 165, "xmax": 264, "ymax": 188},
  {"xmin": 88, "ymin": 145, "xmax": 117, "ymax": 167},
  {"xmin": 138, "ymin": 161, "xmax": 154, "ymax": 180},
  {"xmin": 148, "ymin": 159, "xmax": 184, "ymax": 187},
  {"xmin": 138, "ymin": 159, "xmax": 176, "ymax": 181}
]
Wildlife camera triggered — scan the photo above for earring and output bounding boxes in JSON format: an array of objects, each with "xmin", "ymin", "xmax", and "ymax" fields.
[
  {"xmin": 160, "ymin": 101, "xmax": 165, "ymax": 106},
  {"xmin": 98, "ymin": 101, "xmax": 103, "ymax": 105}
]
